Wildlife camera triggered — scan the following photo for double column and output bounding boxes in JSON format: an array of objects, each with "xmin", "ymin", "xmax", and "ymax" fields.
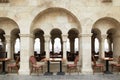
[
  {"xmin": 5, "ymin": 35, "xmax": 11, "ymax": 59},
  {"xmin": 99, "ymin": 35, "xmax": 107, "ymax": 59},
  {"xmin": 62, "ymin": 35, "xmax": 67, "ymax": 62},
  {"xmin": 80, "ymin": 33, "xmax": 93, "ymax": 74},
  {"xmin": 18, "ymin": 34, "xmax": 34, "ymax": 75},
  {"xmin": 44, "ymin": 35, "xmax": 50, "ymax": 58}
]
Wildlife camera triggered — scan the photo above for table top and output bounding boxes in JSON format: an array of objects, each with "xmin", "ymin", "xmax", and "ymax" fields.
[
  {"xmin": 42, "ymin": 58, "xmax": 66, "ymax": 62},
  {"xmin": 103, "ymin": 57, "xmax": 113, "ymax": 61},
  {"xmin": 0, "ymin": 58, "xmax": 10, "ymax": 61}
]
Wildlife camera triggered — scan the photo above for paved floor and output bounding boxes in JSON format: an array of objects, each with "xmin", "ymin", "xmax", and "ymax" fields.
[{"xmin": 0, "ymin": 73, "xmax": 120, "ymax": 80}]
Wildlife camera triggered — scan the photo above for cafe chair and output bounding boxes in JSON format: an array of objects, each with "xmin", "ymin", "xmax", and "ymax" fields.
[
  {"xmin": 29, "ymin": 56, "xmax": 43, "ymax": 75},
  {"xmin": 92, "ymin": 56, "xmax": 104, "ymax": 74},
  {"xmin": 7, "ymin": 56, "xmax": 20, "ymax": 74},
  {"xmin": 111, "ymin": 56, "xmax": 120, "ymax": 74},
  {"xmin": 67, "ymin": 55, "xmax": 79, "ymax": 75}
]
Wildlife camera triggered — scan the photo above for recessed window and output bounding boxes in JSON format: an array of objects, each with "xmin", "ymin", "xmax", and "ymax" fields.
[{"xmin": 0, "ymin": 0, "xmax": 9, "ymax": 3}]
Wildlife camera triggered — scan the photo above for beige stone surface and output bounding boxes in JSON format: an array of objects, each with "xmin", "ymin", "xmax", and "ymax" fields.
[{"xmin": 0, "ymin": 0, "xmax": 119, "ymax": 75}]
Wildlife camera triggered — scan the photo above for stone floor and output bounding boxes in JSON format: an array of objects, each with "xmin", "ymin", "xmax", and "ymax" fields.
[{"xmin": 0, "ymin": 73, "xmax": 120, "ymax": 80}]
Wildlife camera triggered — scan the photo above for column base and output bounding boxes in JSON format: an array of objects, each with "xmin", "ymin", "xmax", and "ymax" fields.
[
  {"xmin": 81, "ymin": 68, "xmax": 93, "ymax": 74},
  {"xmin": 18, "ymin": 69, "xmax": 30, "ymax": 75}
]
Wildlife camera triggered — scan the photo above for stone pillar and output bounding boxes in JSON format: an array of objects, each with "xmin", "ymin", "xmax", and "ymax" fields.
[
  {"xmin": 80, "ymin": 34, "xmax": 93, "ymax": 74},
  {"xmin": 30, "ymin": 35, "xmax": 34, "ymax": 56},
  {"xmin": 62, "ymin": 35, "xmax": 67, "ymax": 62},
  {"xmin": 78, "ymin": 35, "xmax": 82, "ymax": 66},
  {"xmin": 99, "ymin": 35, "xmax": 107, "ymax": 59},
  {"xmin": 18, "ymin": 34, "xmax": 33, "ymax": 75},
  {"xmin": 44, "ymin": 35, "xmax": 50, "ymax": 58},
  {"xmin": 5, "ymin": 35, "xmax": 11, "ymax": 59},
  {"xmin": 113, "ymin": 34, "xmax": 120, "ymax": 58}
]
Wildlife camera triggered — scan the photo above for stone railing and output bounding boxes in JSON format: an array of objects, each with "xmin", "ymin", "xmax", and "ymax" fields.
[{"xmin": 0, "ymin": 0, "xmax": 9, "ymax": 3}]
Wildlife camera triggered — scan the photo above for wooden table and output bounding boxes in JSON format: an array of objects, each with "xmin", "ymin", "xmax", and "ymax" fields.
[
  {"xmin": 103, "ymin": 57, "xmax": 113, "ymax": 74},
  {"xmin": 0, "ymin": 58, "xmax": 10, "ymax": 74},
  {"xmin": 44, "ymin": 58, "xmax": 65, "ymax": 75}
]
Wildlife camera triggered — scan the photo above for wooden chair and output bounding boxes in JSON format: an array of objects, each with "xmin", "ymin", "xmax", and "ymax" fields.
[
  {"xmin": 92, "ymin": 56, "xmax": 104, "ymax": 74},
  {"xmin": 111, "ymin": 56, "xmax": 120, "ymax": 73},
  {"xmin": 7, "ymin": 56, "xmax": 20, "ymax": 74},
  {"xmin": 67, "ymin": 55, "xmax": 79, "ymax": 74},
  {"xmin": 29, "ymin": 56, "xmax": 43, "ymax": 75}
]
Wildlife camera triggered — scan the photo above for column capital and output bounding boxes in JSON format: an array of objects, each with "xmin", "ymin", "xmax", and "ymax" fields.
[
  {"xmin": 4, "ymin": 35, "xmax": 11, "ymax": 38},
  {"xmin": 4, "ymin": 35, "xmax": 11, "ymax": 42},
  {"xmin": 79, "ymin": 33, "xmax": 92, "ymax": 37},
  {"xmin": 44, "ymin": 35, "xmax": 50, "ymax": 42},
  {"xmin": 101, "ymin": 34, "xmax": 107, "ymax": 39},
  {"xmin": 62, "ymin": 35, "xmax": 68, "ymax": 42}
]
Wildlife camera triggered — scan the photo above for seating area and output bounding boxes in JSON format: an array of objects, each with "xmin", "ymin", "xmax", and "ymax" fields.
[
  {"xmin": 7, "ymin": 56, "xmax": 20, "ymax": 73},
  {"xmin": 92, "ymin": 56, "xmax": 104, "ymax": 74},
  {"xmin": 67, "ymin": 55, "xmax": 79, "ymax": 74},
  {"xmin": 0, "ymin": 51, "xmax": 120, "ymax": 75},
  {"xmin": 111, "ymin": 56, "xmax": 120, "ymax": 73},
  {"xmin": 29, "ymin": 56, "xmax": 44, "ymax": 75}
]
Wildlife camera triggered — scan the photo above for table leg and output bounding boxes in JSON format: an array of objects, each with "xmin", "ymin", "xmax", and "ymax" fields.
[
  {"xmin": 104, "ymin": 60, "xmax": 112, "ymax": 74},
  {"xmin": 44, "ymin": 61, "xmax": 53, "ymax": 75},
  {"xmin": 57, "ymin": 61, "xmax": 65, "ymax": 75}
]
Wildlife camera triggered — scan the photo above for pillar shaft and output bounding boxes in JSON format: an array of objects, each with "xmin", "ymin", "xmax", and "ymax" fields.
[
  {"xmin": 18, "ymin": 34, "xmax": 33, "ymax": 75},
  {"xmin": 44, "ymin": 35, "xmax": 50, "ymax": 58},
  {"xmin": 62, "ymin": 35, "xmax": 67, "ymax": 62},
  {"xmin": 5, "ymin": 35, "xmax": 11, "ymax": 59},
  {"xmin": 99, "ymin": 35, "xmax": 107, "ymax": 59},
  {"xmin": 80, "ymin": 34, "xmax": 93, "ymax": 74}
]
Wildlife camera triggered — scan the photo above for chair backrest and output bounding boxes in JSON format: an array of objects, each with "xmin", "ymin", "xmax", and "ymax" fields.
[
  {"xmin": 30, "ymin": 56, "xmax": 37, "ymax": 64},
  {"xmin": 15, "ymin": 56, "xmax": 20, "ymax": 65},
  {"xmin": 74, "ymin": 55, "xmax": 79, "ymax": 65},
  {"xmin": 92, "ymin": 56, "xmax": 96, "ymax": 66}
]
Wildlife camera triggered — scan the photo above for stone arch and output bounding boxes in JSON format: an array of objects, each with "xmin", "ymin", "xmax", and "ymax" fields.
[
  {"xmin": 0, "ymin": 17, "xmax": 19, "ymax": 35},
  {"xmin": 93, "ymin": 17, "xmax": 120, "ymax": 35},
  {"xmin": 30, "ymin": 7, "xmax": 81, "ymax": 35},
  {"xmin": 92, "ymin": 17, "xmax": 120, "ymax": 59}
]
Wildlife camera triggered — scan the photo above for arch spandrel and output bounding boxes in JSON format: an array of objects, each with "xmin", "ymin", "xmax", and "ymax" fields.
[
  {"xmin": 30, "ymin": 7, "xmax": 81, "ymax": 35},
  {"xmin": 93, "ymin": 17, "xmax": 120, "ymax": 35},
  {"xmin": 0, "ymin": 17, "xmax": 19, "ymax": 35}
]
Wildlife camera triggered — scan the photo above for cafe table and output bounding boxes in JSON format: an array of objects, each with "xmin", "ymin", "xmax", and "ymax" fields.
[
  {"xmin": 103, "ymin": 57, "xmax": 113, "ymax": 74},
  {"xmin": 44, "ymin": 58, "xmax": 65, "ymax": 75}
]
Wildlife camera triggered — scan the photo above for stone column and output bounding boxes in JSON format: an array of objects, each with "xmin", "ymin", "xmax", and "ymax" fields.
[
  {"xmin": 44, "ymin": 35, "xmax": 50, "ymax": 58},
  {"xmin": 30, "ymin": 35, "xmax": 34, "ymax": 56},
  {"xmin": 78, "ymin": 35, "xmax": 82, "ymax": 66},
  {"xmin": 5, "ymin": 35, "xmax": 11, "ymax": 59},
  {"xmin": 99, "ymin": 35, "xmax": 107, "ymax": 59},
  {"xmin": 62, "ymin": 35, "xmax": 67, "ymax": 62},
  {"xmin": 80, "ymin": 34, "xmax": 93, "ymax": 74},
  {"xmin": 113, "ymin": 34, "xmax": 120, "ymax": 58},
  {"xmin": 18, "ymin": 34, "xmax": 33, "ymax": 75}
]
